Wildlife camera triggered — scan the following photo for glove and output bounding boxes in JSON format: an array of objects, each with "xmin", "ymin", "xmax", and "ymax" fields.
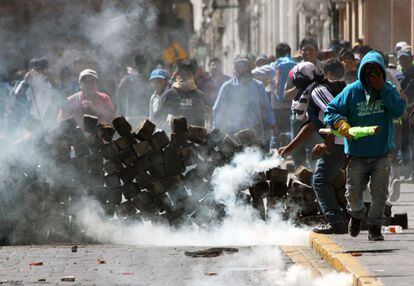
[{"xmin": 334, "ymin": 119, "xmax": 352, "ymax": 139}]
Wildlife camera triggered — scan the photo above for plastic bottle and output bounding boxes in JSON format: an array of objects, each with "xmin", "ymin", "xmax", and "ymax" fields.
[{"xmin": 381, "ymin": 225, "xmax": 403, "ymax": 233}]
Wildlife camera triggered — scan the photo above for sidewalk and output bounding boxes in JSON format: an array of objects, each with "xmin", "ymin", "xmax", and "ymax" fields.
[{"xmin": 311, "ymin": 183, "xmax": 414, "ymax": 286}]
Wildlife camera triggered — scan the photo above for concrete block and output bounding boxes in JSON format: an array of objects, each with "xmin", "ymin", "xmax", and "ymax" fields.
[
  {"xmin": 112, "ymin": 115, "xmax": 132, "ymax": 136},
  {"xmin": 103, "ymin": 158, "xmax": 123, "ymax": 175},
  {"xmin": 83, "ymin": 114, "xmax": 98, "ymax": 133},
  {"xmin": 187, "ymin": 125, "xmax": 207, "ymax": 143},
  {"xmin": 134, "ymin": 119, "xmax": 156, "ymax": 141},
  {"xmin": 132, "ymin": 141, "xmax": 152, "ymax": 158}
]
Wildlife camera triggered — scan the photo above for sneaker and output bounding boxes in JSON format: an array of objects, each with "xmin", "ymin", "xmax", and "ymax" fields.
[
  {"xmin": 348, "ymin": 217, "xmax": 362, "ymax": 237},
  {"xmin": 312, "ymin": 222, "xmax": 347, "ymax": 234},
  {"xmin": 368, "ymin": 225, "xmax": 384, "ymax": 241}
]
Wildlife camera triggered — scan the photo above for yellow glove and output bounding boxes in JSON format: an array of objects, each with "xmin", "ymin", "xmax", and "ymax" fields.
[{"xmin": 334, "ymin": 119, "xmax": 352, "ymax": 139}]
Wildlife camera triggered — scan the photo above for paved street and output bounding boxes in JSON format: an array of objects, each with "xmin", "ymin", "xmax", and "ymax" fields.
[
  {"xmin": 326, "ymin": 183, "xmax": 414, "ymax": 286},
  {"xmin": 0, "ymin": 244, "xmax": 335, "ymax": 286}
]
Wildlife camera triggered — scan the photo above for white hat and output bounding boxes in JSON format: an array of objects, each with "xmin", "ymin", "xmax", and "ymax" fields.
[
  {"xmin": 395, "ymin": 41, "xmax": 408, "ymax": 52},
  {"xmin": 292, "ymin": 62, "xmax": 317, "ymax": 81},
  {"xmin": 79, "ymin": 69, "xmax": 98, "ymax": 82}
]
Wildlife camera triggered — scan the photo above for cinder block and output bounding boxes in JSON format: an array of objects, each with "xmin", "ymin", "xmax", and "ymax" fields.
[
  {"xmin": 107, "ymin": 187, "xmax": 122, "ymax": 205},
  {"xmin": 104, "ymin": 158, "xmax": 123, "ymax": 175},
  {"xmin": 83, "ymin": 114, "xmax": 98, "ymax": 133},
  {"xmin": 294, "ymin": 166, "xmax": 314, "ymax": 186},
  {"xmin": 150, "ymin": 131, "xmax": 170, "ymax": 149},
  {"xmin": 118, "ymin": 148, "xmax": 137, "ymax": 166},
  {"xmin": 134, "ymin": 119, "xmax": 156, "ymax": 141},
  {"xmin": 254, "ymin": 171, "xmax": 268, "ymax": 183},
  {"xmin": 54, "ymin": 139, "xmax": 70, "ymax": 155},
  {"xmin": 148, "ymin": 164, "xmax": 166, "ymax": 180},
  {"xmin": 171, "ymin": 132, "xmax": 188, "ymax": 147},
  {"xmin": 171, "ymin": 117, "xmax": 188, "ymax": 134},
  {"xmin": 132, "ymin": 191, "xmax": 154, "ymax": 210},
  {"xmin": 86, "ymin": 133, "xmax": 104, "ymax": 153},
  {"xmin": 97, "ymin": 123, "xmax": 115, "ymax": 142},
  {"xmin": 187, "ymin": 125, "xmax": 207, "ymax": 144},
  {"xmin": 73, "ymin": 140, "xmax": 90, "ymax": 157},
  {"xmin": 88, "ymin": 170, "xmax": 105, "ymax": 187},
  {"xmin": 269, "ymin": 181, "xmax": 288, "ymax": 197},
  {"xmin": 95, "ymin": 187, "xmax": 108, "ymax": 204},
  {"xmin": 104, "ymin": 173, "xmax": 121, "ymax": 188},
  {"xmin": 132, "ymin": 141, "xmax": 152, "ymax": 158},
  {"xmin": 234, "ymin": 129, "xmax": 257, "ymax": 146},
  {"xmin": 154, "ymin": 193, "xmax": 173, "ymax": 211},
  {"xmin": 115, "ymin": 135, "xmax": 137, "ymax": 151},
  {"xmin": 121, "ymin": 183, "xmax": 140, "ymax": 201},
  {"xmin": 71, "ymin": 157, "xmax": 89, "ymax": 172},
  {"xmin": 115, "ymin": 201, "xmax": 137, "ymax": 218},
  {"xmin": 217, "ymin": 135, "xmax": 238, "ymax": 157},
  {"xmin": 148, "ymin": 181, "xmax": 166, "ymax": 196},
  {"xmin": 266, "ymin": 167, "xmax": 288, "ymax": 184},
  {"xmin": 392, "ymin": 213, "xmax": 408, "ymax": 229},
  {"xmin": 164, "ymin": 145, "xmax": 184, "ymax": 175},
  {"xmin": 119, "ymin": 166, "xmax": 137, "ymax": 184},
  {"xmin": 182, "ymin": 146, "xmax": 198, "ymax": 166},
  {"xmin": 69, "ymin": 127, "xmax": 87, "ymax": 145},
  {"xmin": 135, "ymin": 172, "xmax": 153, "ymax": 188},
  {"xmin": 134, "ymin": 156, "xmax": 152, "ymax": 173},
  {"xmin": 169, "ymin": 186, "xmax": 190, "ymax": 204},
  {"xmin": 160, "ymin": 175, "xmax": 183, "ymax": 190},
  {"xmin": 206, "ymin": 129, "xmax": 225, "ymax": 148},
  {"xmin": 88, "ymin": 153, "xmax": 103, "ymax": 171},
  {"xmin": 249, "ymin": 181, "xmax": 269, "ymax": 201},
  {"xmin": 112, "ymin": 115, "xmax": 132, "ymax": 136},
  {"xmin": 148, "ymin": 149, "xmax": 164, "ymax": 166},
  {"xmin": 102, "ymin": 143, "xmax": 119, "ymax": 159}
]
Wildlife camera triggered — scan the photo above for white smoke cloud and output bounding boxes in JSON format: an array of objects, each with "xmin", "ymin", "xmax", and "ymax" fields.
[{"xmin": 75, "ymin": 148, "xmax": 352, "ymax": 286}]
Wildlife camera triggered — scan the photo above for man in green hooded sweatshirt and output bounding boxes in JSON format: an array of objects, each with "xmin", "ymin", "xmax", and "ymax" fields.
[{"xmin": 324, "ymin": 51, "xmax": 406, "ymax": 241}]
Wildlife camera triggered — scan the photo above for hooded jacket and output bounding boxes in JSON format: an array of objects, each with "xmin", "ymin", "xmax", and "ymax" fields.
[{"xmin": 324, "ymin": 51, "xmax": 406, "ymax": 157}]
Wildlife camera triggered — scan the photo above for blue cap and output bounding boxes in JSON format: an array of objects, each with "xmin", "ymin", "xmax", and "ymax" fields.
[{"xmin": 149, "ymin": 69, "xmax": 168, "ymax": 80}]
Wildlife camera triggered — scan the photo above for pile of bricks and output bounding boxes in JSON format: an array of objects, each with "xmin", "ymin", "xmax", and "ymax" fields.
[{"xmin": 0, "ymin": 115, "xmax": 336, "ymax": 245}]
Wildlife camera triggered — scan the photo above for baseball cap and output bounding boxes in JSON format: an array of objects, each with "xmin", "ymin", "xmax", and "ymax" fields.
[
  {"xmin": 397, "ymin": 49, "xmax": 412, "ymax": 59},
  {"xmin": 79, "ymin": 69, "xmax": 98, "ymax": 82},
  {"xmin": 149, "ymin": 69, "xmax": 168, "ymax": 80}
]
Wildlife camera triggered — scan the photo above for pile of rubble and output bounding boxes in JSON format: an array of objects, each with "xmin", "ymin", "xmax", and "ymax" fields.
[{"xmin": 0, "ymin": 114, "xmax": 406, "ymax": 245}]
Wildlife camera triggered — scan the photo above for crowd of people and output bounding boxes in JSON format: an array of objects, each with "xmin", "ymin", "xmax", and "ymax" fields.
[{"xmin": 0, "ymin": 37, "xmax": 413, "ymax": 242}]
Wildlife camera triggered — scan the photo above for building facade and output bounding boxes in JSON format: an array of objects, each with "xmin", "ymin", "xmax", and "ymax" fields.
[
  {"xmin": 333, "ymin": 0, "xmax": 414, "ymax": 53},
  {"xmin": 191, "ymin": 0, "xmax": 334, "ymax": 72}
]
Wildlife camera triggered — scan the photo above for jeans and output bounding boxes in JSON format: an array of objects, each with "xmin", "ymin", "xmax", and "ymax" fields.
[
  {"xmin": 312, "ymin": 144, "xmax": 347, "ymax": 224},
  {"xmin": 346, "ymin": 155, "xmax": 391, "ymax": 226},
  {"xmin": 290, "ymin": 118, "xmax": 322, "ymax": 168}
]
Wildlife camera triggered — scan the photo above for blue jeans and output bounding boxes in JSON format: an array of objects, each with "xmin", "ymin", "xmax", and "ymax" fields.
[
  {"xmin": 312, "ymin": 144, "xmax": 347, "ymax": 224},
  {"xmin": 346, "ymin": 155, "xmax": 391, "ymax": 226}
]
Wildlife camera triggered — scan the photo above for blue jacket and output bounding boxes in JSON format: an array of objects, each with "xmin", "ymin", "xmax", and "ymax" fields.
[
  {"xmin": 324, "ymin": 51, "xmax": 406, "ymax": 157},
  {"xmin": 213, "ymin": 77, "xmax": 275, "ymax": 135}
]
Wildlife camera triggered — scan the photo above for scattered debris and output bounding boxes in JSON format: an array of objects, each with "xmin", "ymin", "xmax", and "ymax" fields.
[
  {"xmin": 204, "ymin": 272, "xmax": 218, "ymax": 276},
  {"xmin": 29, "ymin": 262, "xmax": 43, "ymax": 266},
  {"xmin": 61, "ymin": 276, "xmax": 75, "ymax": 282},
  {"xmin": 97, "ymin": 259, "xmax": 106, "ymax": 264},
  {"xmin": 185, "ymin": 247, "xmax": 239, "ymax": 258},
  {"xmin": 71, "ymin": 246, "xmax": 78, "ymax": 253}
]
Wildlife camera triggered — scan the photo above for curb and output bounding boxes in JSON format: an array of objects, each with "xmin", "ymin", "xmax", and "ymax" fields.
[{"xmin": 309, "ymin": 232, "xmax": 383, "ymax": 286}]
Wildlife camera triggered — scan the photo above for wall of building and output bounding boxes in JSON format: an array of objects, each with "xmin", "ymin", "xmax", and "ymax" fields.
[
  {"xmin": 192, "ymin": 0, "xmax": 333, "ymax": 73},
  {"xmin": 335, "ymin": 0, "xmax": 414, "ymax": 53}
]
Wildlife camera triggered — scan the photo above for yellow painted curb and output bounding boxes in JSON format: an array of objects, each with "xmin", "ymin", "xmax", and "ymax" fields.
[{"xmin": 309, "ymin": 232, "xmax": 383, "ymax": 286}]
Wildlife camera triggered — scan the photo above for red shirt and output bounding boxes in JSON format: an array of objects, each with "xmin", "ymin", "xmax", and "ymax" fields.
[{"xmin": 60, "ymin": 91, "xmax": 115, "ymax": 127}]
